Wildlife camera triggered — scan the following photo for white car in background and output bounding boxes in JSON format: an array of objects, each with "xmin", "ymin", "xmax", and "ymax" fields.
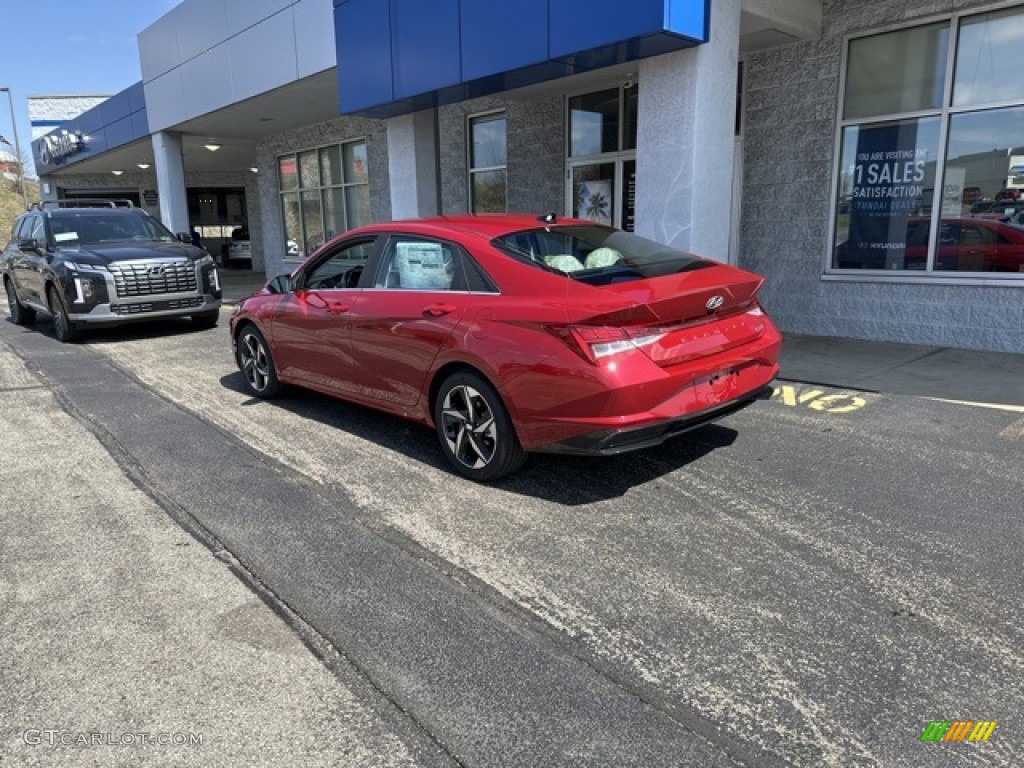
[{"xmin": 225, "ymin": 227, "xmax": 252, "ymax": 268}]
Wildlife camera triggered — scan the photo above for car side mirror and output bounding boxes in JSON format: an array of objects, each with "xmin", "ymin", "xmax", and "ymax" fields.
[
  {"xmin": 267, "ymin": 274, "xmax": 294, "ymax": 294},
  {"xmin": 177, "ymin": 233, "xmax": 192, "ymax": 243},
  {"xmin": 18, "ymin": 238, "xmax": 40, "ymax": 252}
]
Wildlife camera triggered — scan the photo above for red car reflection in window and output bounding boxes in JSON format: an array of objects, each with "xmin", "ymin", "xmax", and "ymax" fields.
[{"xmin": 837, "ymin": 217, "xmax": 1024, "ymax": 272}]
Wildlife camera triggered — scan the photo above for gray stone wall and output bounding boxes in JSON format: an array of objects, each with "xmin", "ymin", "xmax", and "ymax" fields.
[
  {"xmin": 255, "ymin": 115, "xmax": 390, "ymax": 279},
  {"xmin": 438, "ymin": 96, "xmax": 564, "ymax": 216},
  {"xmin": 742, "ymin": 0, "xmax": 1024, "ymax": 352}
]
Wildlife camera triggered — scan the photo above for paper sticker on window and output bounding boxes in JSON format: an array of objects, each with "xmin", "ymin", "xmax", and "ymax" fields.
[
  {"xmin": 396, "ymin": 242, "xmax": 452, "ymax": 290},
  {"xmin": 54, "ymin": 232, "xmax": 79, "ymax": 242}
]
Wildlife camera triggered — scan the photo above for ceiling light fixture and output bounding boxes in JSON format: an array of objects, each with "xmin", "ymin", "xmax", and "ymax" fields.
[
  {"xmin": 137, "ymin": 163, "xmax": 150, "ymax": 169},
  {"xmin": 111, "ymin": 170, "xmax": 124, "ymax": 176},
  {"xmin": 204, "ymin": 143, "xmax": 221, "ymax": 152},
  {"xmin": 250, "ymin": 167, "xmax": 258, "ymax": 173}
]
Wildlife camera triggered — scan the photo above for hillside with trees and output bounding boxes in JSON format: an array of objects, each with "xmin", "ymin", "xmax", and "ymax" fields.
[{"xmin": 0, "ymin": 176, "xmax": 38, "ymax": 240}]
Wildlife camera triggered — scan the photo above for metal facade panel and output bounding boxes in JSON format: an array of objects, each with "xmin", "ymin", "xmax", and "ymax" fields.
[
  {"xmin": 549, "ymin": 0, "xmax": 664, "ymax": 58},
  {"xmin": 336, "ymin": 0, "xmax": 395, "ymax": 113},
  {"xmin": 225, "ymin": 8, "xmax": 299, "ymax": 102},
  {"xmin": 335, "ymin": 0, "xmax": 708, "ymax": 115},
  {"xmin": 665, "ymin": 0, "xmax": 709, "ymax": 40},
  {"xmin": 294, "ymin": 0, "xmax": 338, "ymax": 77},
  {"xmin": 391, "ymin": 0, "xmax": 462, "ymax": 99},
  {"xmin": 460, "ymin": 0, "xmax": 549, "ymax": 82}
]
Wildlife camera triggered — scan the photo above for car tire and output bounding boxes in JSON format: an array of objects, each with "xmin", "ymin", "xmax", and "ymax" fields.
[
  {"xmin": 236, "ymin": 325, "xmax": 281, "ymax": 398},
  {"xmin": 5, "ymin": 278, "xmax": 36, "ymax": 326},
  {"xmin": 191, "ymin": 311, "xmax": 219, "ymax": 329},
  {"xmin": 47, "ymin": 284, "xmax": 80, "ymax": 343},
  {"xmin": 434, "ymin": 370, "xmax": 526, "ymax": 481}
]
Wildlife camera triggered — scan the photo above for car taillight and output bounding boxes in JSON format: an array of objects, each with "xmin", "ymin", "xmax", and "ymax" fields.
[{"xmin": 567, "ymin": 325, "xmax": 666, "ymax": 364}]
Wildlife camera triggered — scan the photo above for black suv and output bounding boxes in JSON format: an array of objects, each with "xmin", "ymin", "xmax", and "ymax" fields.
[{"xmin": 2, "ymin": 200, "xmax": 222, "ymax": 342}]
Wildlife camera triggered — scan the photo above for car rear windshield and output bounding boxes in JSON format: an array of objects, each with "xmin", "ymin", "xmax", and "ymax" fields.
[
  {"xmin": 492, "ymin": 225, "xmax": 712, "ymax": 285},
  {"xmin": 49, "ymin": 212, "xmax": 176, "ymax": 246}
]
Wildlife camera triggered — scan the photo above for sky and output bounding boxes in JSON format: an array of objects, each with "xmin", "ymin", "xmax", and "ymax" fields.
[{"xmin": 0, "ymin": 0, "xmax": 180, "ymax": 176}]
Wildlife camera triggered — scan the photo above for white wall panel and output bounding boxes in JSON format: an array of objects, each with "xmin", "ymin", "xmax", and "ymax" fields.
[
  {"xmin": 139, "ymin": 8, "xmax": 182, "ymax": 82},
  {"xmin": 227, "ymin": 9, "xmax": 299, "ymax": 103},
  {"xmin": 143, "ymin": 72, "xmax": 187, "ymax": 134},
  {"xmin": 294, "ymin": 0, "xmax": 338, "ymax": 77},
  {"xmin": 178, "ymin": 46, "xmax": 233, "ymax": 123},
  {"xmin": 174, "ymin": 0, "xmax": 229, "ymax": 63},
  {"xmin": 222, "ymin": 0, "xmax": 295, "ymax": 36}
]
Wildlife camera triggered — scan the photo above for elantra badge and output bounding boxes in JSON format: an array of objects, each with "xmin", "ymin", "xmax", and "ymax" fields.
[{"xmin": 706, "ymin": 295, "xmax": 725, "ymax": 312}]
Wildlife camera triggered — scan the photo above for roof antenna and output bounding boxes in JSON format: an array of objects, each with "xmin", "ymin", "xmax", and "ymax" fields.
[{"xmin": 537, "ymin": 212, "xmax": 557, "ymax": 227}]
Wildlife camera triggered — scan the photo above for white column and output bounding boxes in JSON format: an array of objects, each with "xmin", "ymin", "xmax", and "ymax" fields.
[
  {"xmin": 634, "ymin": 1, "xmax": 741, "ymax": 262},
  {"xmin": 151, "ymin": 131, "xmax": 189, "ymax": 234},
  {"xmin": 387, "ymin": 109, "xmax": 439, "ymax": 219}
]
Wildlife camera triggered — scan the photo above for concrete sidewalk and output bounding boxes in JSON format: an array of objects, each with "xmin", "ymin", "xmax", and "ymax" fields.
[
  {"xmin": 778, "ymin": 333, "xmax": 1024, "ymax": 408},
  {"xmin": 0, "ymin": 347, "xmax": 432, "ymax": 767}
]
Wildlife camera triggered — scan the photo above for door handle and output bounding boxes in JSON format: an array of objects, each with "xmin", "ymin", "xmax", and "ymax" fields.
[
  {"xmin": 423, "ymin": 303, "xmax": 457, "ymax": 317},
  {"xmin": 328, "ymin": 302, "xmax": 350, "ymax": 315}
]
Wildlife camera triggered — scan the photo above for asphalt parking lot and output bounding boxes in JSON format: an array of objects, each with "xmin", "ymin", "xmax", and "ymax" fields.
[{"xmin": 1, "ymin": 303, "xmax": 1021, "ymax": 767}]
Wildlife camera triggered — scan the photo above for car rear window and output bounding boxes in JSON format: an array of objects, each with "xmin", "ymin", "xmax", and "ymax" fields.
[{"xmin": 492, "ymin": 225, "xmax": 713, "ymax": 285}]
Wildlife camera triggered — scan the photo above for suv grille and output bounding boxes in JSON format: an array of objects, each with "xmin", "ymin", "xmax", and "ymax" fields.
[
  {"xmin": 109, "ymin": 261, "xmax": 197, "ymax": 297},
  {"xmin": 112, "ymin": 297, "xmax": 205, "ymax": 315}
]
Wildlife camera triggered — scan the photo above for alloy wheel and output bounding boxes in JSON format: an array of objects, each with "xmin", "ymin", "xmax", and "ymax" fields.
[
  {"xmin": 440, "ymin": 384, "xmax": 498, "ymax": 470},
  {"xmin": 239, "ymin": 332, "xmax": 271, "ymax": 392}
]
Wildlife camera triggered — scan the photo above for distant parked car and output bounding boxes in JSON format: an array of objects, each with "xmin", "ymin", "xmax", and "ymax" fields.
[
  {"xmin": 994, "ymin": 188, "xmax": 1021, "ymax": 202},
  {"xmin": 230, "ymin": 215, "xmax": 782, "ymax": 481},
  {"xmin": 225, "ymin": 227, "xmax": 252, "ymax": 268}
]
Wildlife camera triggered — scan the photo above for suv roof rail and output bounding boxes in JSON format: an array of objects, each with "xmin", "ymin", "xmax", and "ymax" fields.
[{"xmin": 33, "ymin": 199, "xmax": 136, "ymax": 210}]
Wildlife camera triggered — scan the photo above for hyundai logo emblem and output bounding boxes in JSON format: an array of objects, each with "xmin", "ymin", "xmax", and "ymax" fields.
[{"xmin": 705, "ymin": 295, "xmax": 725, "ymax": 312}]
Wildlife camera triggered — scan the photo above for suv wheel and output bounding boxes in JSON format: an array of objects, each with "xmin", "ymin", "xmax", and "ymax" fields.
[
  {"xmin": 237, "ymin": 325, "xmax": 281, "ymax": 398},
  {"xmin": 5, "ymin": 278, "xmax": 36, "ymax": 326},
  {"xmin": 48, "ymin": 285, "xmax": 80, "ymax": 343},
  {"xmin": 434, "ymin": 371, "xmax": 526, "ymax": 481}
]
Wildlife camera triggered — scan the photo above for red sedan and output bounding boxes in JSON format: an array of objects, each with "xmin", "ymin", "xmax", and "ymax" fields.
[{"xmin": 230, "ymin": 215, "xmax": 781, "ymax": 480}]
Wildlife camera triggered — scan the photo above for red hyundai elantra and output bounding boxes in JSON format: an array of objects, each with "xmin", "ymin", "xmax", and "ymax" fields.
[{"xmin": 230, "ymin": 215, "xmax": 781, "ymax": 480}]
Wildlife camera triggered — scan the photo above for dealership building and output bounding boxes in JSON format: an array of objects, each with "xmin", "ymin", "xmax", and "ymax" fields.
[{"xmin": 31, "ymin": 0, "xmax": 1024, "ymax": 353}]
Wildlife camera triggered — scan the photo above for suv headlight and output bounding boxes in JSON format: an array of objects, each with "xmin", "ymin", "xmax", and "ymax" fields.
[{"xmin": 64, "ymin": 261, "xmax": 107, "ymax": 273}]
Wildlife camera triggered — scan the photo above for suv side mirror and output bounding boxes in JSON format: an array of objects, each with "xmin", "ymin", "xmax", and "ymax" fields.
[
  {"xmin": 18, "ymin": 238, "xmax": 40, "ymax": 252},
  {"xmin": 177, "ymin": 233, "xmax": 192, "ymax": 243},
  {"xmin": 267, "ymin": 274, "xmax": 294, "ymax": 294}
]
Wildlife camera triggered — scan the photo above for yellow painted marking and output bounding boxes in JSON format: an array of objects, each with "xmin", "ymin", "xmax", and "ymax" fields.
[
  {"xmin": 968, "ymin": 721, "xmax": 997, "ymax": 742},
  {"xmin": 808, "ymin": 393, "xmax": 868, "ymax": 414},
  {"xmin": 998, "ymin": 417, "xmax": 1024, "ymax": 442},
  {"xmin": 772, "ymin": 385, "xmax": 868, "ymax": 414}
]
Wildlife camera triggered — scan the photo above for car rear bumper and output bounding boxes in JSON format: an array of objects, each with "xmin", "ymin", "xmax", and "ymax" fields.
[{"xmin": 535, "ymin": 384, "xmax": 771, "ymax": 455}]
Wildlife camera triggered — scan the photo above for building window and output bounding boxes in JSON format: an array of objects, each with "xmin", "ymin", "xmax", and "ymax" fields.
[
  {"xmin": 469, "ymin": 112, "xmax": 507, "ymax": 214},
  {"xmin": 279, "ymin": 139, "xmax": 370, "ymax": 260},
  {"xmin": 833, "ymin": 8, "xmax": 1024, "ymax": 277},
  {"xmin": 567, "ymin": 85, "xmax": 638, "ymax": 230}
]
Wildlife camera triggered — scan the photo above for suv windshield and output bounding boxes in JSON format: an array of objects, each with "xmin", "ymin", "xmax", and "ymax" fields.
[
  {"xmin": 492, "ymin": 225, "xmax": 712, "ymax": 285},
  {"xmin": 49, "ymin": 212, "xmax": 176, "ymax": 246}
]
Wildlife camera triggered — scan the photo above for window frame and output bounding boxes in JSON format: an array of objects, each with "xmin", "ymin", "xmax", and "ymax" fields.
[
  {"xmin": 467, "ymin": 110, "xmax": 508, "ymax": 214},
  {"xmin": 564, "ymin": 83, "xmax": 639, "ymax": 231},
  {"xmin": 827, "ymin": 2, "xmax": 1024, "ymax": 286},
  {"xmin": 278, "ymin": 137, "xmax": 370, "ymax": 264}
]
